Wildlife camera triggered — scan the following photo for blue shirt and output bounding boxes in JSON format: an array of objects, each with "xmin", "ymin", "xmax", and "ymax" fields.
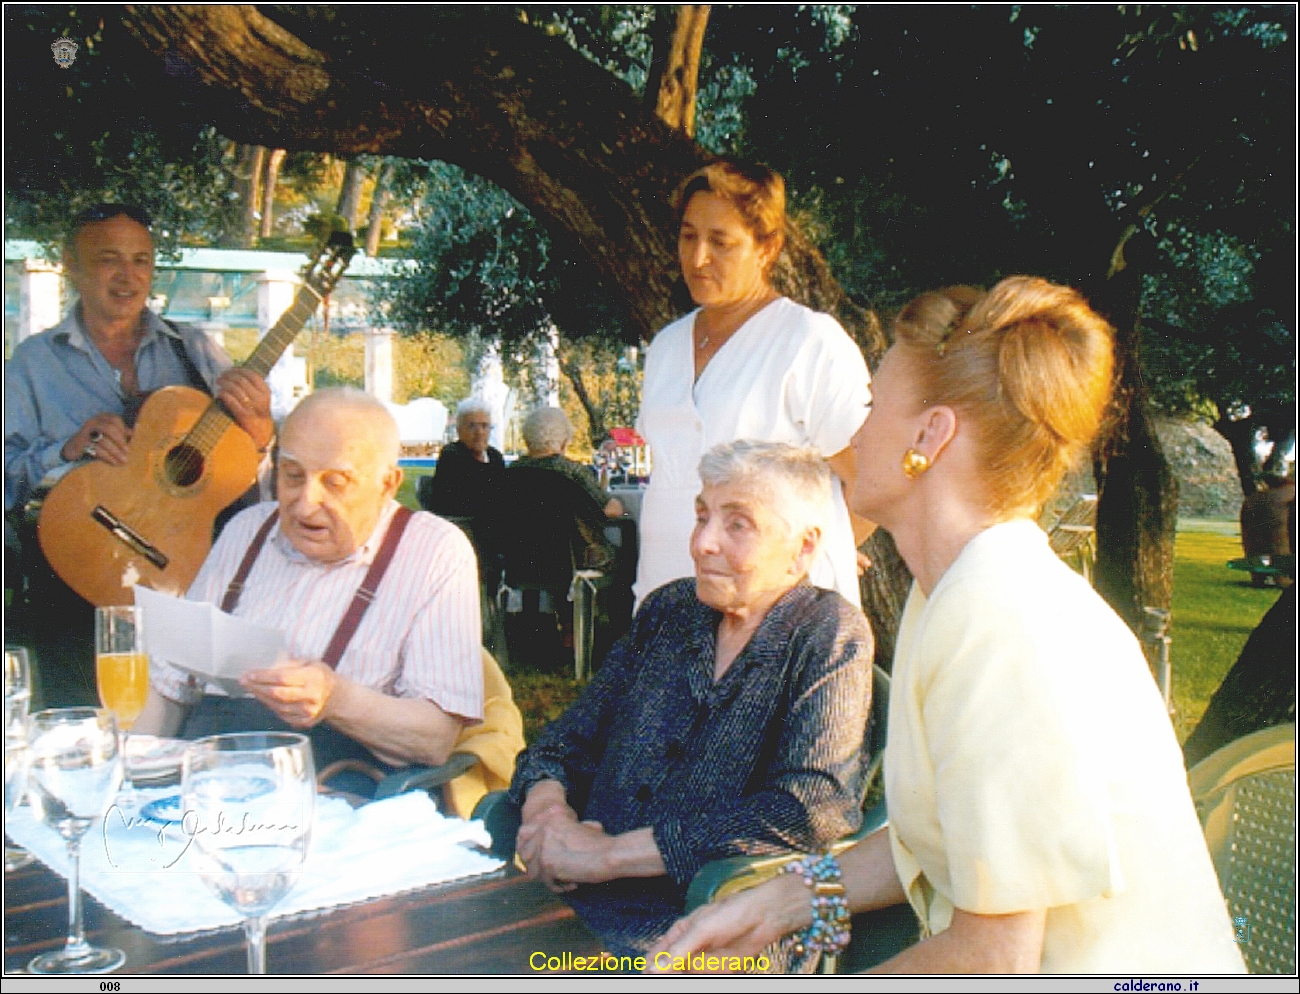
[
  {"xmin": 4, "ymin": 307, "xmax": 229, "ymax": 510},
  {"xmin": 509, "ymin": 577, "xmax": 872, "ymax": 956}
]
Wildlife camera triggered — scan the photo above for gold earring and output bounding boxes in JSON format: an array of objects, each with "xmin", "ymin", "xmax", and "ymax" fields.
[{"xmin": 902, "ymin": 448, "xmax": 931, "ymax": 479}]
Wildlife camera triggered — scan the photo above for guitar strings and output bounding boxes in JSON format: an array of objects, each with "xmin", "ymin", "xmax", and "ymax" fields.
[{"xmin": 167, "ymin": 265, "xmax": 341, "ymax": 481}]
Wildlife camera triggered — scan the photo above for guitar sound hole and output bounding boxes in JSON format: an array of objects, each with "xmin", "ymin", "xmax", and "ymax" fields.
[{"xmin": 164, "ymin": 444, "xmax": 205, "ymax": 488}]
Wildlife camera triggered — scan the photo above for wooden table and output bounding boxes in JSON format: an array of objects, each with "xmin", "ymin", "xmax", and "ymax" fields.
[{"xmin": 5, "ymin": 858, "xmax": 603, "ymax": 974}]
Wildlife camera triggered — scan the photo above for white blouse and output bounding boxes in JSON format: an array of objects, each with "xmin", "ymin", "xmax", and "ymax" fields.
[{"xmin": 634, "ymin": 298, "xmax": 872, "ymax": 607}]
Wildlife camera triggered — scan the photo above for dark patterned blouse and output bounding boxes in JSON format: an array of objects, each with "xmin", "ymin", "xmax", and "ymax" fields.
[{"xmin": 509, "ymin": 577, "xmax": 873, "ymax": 956}]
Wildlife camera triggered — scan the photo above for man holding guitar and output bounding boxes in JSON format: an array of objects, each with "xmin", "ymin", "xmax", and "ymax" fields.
[
  {"xmin": 5, "ymin": 204, "xmax": 273, "ymax": 511},
  {"xmin": 4, "ymin": 203, "xmax": 273, "ymax": 705}
]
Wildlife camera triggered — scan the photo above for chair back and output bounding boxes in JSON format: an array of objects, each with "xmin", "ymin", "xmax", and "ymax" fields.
[
  {"xmin": 1048, "ymin": 494, "xmax": 1098, "ymax": 580},
  {"xmin": 862, "ymin": 664, "xmax": 890, "ymax": 806},
  {"xmin": 1189, "ymin": 723, "xmax": 1296, "ymax": 974}
]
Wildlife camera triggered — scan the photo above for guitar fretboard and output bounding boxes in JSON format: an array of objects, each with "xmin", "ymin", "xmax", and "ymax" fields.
[{"xmin": 183, "ymin": 281, "xmax": 327, "ymax": 456}]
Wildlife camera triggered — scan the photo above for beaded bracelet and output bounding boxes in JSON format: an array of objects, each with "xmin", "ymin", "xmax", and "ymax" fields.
[{"xmin": 780, "ymin": 852, "xmax": 851, "ymax": 957}]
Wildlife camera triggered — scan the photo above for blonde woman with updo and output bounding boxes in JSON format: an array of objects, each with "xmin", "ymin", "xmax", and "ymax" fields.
[
  {"xmin": 635, "ymin": 160, "xmax": 874, "ymax": 610},
  {"xmin": 652, "ymin": 277, "xmax": 1245, "ymax": 973}
]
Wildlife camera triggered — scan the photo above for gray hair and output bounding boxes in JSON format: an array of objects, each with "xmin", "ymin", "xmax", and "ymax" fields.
[
  {"xmin": 697, "ymin": 440, "xmax": 833, "ymax": 538},
  {"xmin": 522, "ymin": 406, "xmax": 573, "ymax": 456},
  {"xmin": 282, "ymin": 387, "xmax": 401, "ymax": 468},
  {"xmin": 456, "ymin": 396, "xmax": 493, "ymax": 420}
]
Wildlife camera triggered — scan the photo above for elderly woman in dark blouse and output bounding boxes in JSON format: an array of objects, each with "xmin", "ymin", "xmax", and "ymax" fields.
[{"xmin": 509, "ymin": 439, "xmax": 872, "ymax": 957}]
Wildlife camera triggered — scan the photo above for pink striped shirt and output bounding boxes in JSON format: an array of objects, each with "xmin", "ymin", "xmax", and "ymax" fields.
[{"xmin": 151, "ymin": 500, "xmax": 484, "ymax": 722}]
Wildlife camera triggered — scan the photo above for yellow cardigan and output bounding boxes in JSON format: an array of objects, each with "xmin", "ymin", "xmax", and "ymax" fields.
[{"xmin": 443, "ymin": 649, "xmax": 525, "ymax": 819}]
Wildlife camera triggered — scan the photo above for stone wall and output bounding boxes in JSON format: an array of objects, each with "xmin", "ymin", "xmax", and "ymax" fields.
[{"xmin": 1042, "ymin": 417, "xmax": 1244, "ymax": 527}]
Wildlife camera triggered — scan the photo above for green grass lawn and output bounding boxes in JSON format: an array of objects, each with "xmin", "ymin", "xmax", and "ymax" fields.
[
  {"xmin": 396, "ymin": 466, "xmax": 434, "ymax": 510},
  {"xmin": 1169, "ymin": 523, "xmax": 1283, "ymax": 743}
]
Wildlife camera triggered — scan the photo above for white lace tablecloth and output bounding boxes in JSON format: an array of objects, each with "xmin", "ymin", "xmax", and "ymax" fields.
[{"xmin": 6, "ymin": 789, "xmax": 504, "ymax": 935}]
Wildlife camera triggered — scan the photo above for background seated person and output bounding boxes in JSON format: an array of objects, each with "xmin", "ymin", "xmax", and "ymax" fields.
[
  {"xmin": 1239, "ymin": 460, "xmax": 1295, "ymax": 588},
  {"xmin": 508, "ymin": 440, "xmax": 872, "ymax": 958},
  {"xmin": 417, "ymin": 396, "xmax": 504, "ymax": 518},
  {"xmin": 515, "ymin": 406, "xmax": 624, "ymax": 518},
  {"xmin": 136, "ymin": 388, "xmax": 484, "ymax": 791}
]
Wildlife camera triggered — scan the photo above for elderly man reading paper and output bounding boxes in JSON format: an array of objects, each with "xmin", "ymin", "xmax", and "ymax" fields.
[
  {"xmin": 136, "ymin": 388, "xmax": 484, "ymax": 786},
  {"xmin": 508, "ymin": 440, "xmax": 872, "ymax": 962}
]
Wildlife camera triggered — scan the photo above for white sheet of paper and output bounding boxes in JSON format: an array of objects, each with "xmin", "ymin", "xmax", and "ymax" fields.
[{"xmin": 135, "ymin": 586, "xmax": 285, "ymax": 696}]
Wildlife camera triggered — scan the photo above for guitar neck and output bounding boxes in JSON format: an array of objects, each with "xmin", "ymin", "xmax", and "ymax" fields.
[
  {"xmin": 243, "ymin": 282, "xmax": 326, "ymax": 378},
  {"xmin": 185, "ymin": 281, "xmax": 327, "ymax": 453}
]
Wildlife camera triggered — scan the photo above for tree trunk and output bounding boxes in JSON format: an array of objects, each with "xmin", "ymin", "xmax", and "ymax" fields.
[
  {"xmin": 336, "ymin": 157, "xmax": 366, "ymax": 231},
  {"xmin": 1090, "ymin": 227, "xmax": 1180, "ymax": 635},
  {"xmin": 227, "ymin": 143, "xmax": 264, "ymax": 248},
  {"xmin": 260, "ymin": 147, "xmax": 286, "ymax": 239},
  {"xmin": 1183, "ymin": 586, "xmax": 1295, "ymax": 767},
  {"xmin": 118, "ymin": 6, "xmax": 738, "ymax": 340},
  {"xmin": 559, "ymin": 353, "xmax": 608, "ymax": 446},
  {"xmin": 364, "ymin": 158, "xmax": 397, "ymax": 257},
  {"xmin": 859, "ymin": 530, "xmax": 911, "ymax": 673},
  {"xmin": 1215, "ymin": 415, "xmax": 1262, "ymax": 497},
  {"xmin": 644, "ymin": 6, "xmax": 711, "ymax": 137}
]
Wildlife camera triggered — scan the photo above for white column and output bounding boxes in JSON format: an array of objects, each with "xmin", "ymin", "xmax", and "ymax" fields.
[
  {"xmin": 255, "ymin": 270, "xmax": 308, "ymax": 420},
  {"xmin": 18, "ymin": 259, "xmax": 63, "ymax": 343},
  {"xmin": 256, "ymin": 270, "xmax": 298, "ymax": 334},
  {"xmin": 535, "ymin": 323, "xmax": 561, "ymax": 408},
  {"xmin": 364, "ymin": 327, "xmax": 395, "ymax": 404},
  {"xmin": 199, "ymin": 296, "xmax": 230, "ymax": 350}
]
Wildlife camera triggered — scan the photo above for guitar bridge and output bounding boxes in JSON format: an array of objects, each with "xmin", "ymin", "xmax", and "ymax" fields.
[{"xmin": 91, "ymin": 506, "xmax": 169, "ymax": 571}]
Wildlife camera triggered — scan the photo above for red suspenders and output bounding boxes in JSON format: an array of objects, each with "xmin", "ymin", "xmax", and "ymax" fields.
[{"xmin": 219, "ymin": 506, "xmax": 415, "ymax": 668}]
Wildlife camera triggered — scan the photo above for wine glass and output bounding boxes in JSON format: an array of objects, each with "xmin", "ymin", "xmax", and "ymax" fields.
[
  {"xmin": 25, "ymin": 708, "xmax": 126, "ymax": 974},
  {"xmin": 4, "ymin": 696, "xmax": 30, "ymax": 861},
  {"xmin": 94, "ymin": 607, "xmax": 149, "ymax": 808},
  {"xmin": 181, "ymin": 733, "xmax": 315, "ymax": 975},
  {"xmin": 5, "ymin": 646, "xmax": 35, "ymax": 872}
]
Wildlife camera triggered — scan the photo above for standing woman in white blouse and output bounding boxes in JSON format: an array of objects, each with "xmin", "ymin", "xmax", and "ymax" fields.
[{"xmin": 635, "ymin": 160, "xmax": 875, "ymax": 609}]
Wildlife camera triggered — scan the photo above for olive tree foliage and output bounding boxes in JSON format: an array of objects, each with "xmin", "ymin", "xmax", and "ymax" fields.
[
  {"xmin": 1129, "ymin": 10, "xmax": 1294, "ymax": 493},
  {"xmin": 379, "ymin": 162, "xmax": 553, "ymax": 344}
]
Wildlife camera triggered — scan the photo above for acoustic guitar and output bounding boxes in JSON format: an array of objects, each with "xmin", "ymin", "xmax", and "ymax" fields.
[{"xmin": 38, "ymin": 232, "xmax": 356, "ymax": 607}]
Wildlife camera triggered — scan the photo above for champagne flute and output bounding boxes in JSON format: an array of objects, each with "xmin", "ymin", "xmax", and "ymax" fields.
[
  {"xmin": 182, "ymin": 733, "xmax": 315, "ymax": 974},
  {"xmin": 25, "ymin": 708, "xmax": 126, "ymax": 974},
  {"xmin": 5, "ymin": 646, "xmax": 35, "ymax": 872},
  {"xmin": 94, "ymin": 607, "xmax": 149, "ymax": 808}
]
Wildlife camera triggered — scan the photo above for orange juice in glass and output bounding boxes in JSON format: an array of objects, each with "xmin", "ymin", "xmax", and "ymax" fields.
[
  {"xmin": 96, "ymin": 652, "xmax": 149, "ymax": 730},
  {"xmin": 95, "ymin": 606, "xmax": 148, "ymax": 804}
]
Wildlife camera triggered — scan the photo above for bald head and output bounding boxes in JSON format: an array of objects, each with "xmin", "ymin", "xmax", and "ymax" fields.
[
  {"xmin": 283, "ymin": 388, "xmax": 401, "ymax": 469},
  {"xmin": 276, "ymin": 388, "xmax": 404, "ymax": 562}
]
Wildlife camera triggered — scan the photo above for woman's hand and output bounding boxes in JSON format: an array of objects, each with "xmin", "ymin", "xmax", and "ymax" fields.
[
  {"xmin": 517, "ymin": 819, "xmax": 618, "ymax": 893},
  {"xmin": 518, "ymin": 780, "xmax": 587, "ymax": 891},
  {"xmin": 520, "ymin": 779, "xmax": 579, "ymax": 829},
  {"xmin": 647, "ymin": 874, "xmax": 811, "ymax": 970}
]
